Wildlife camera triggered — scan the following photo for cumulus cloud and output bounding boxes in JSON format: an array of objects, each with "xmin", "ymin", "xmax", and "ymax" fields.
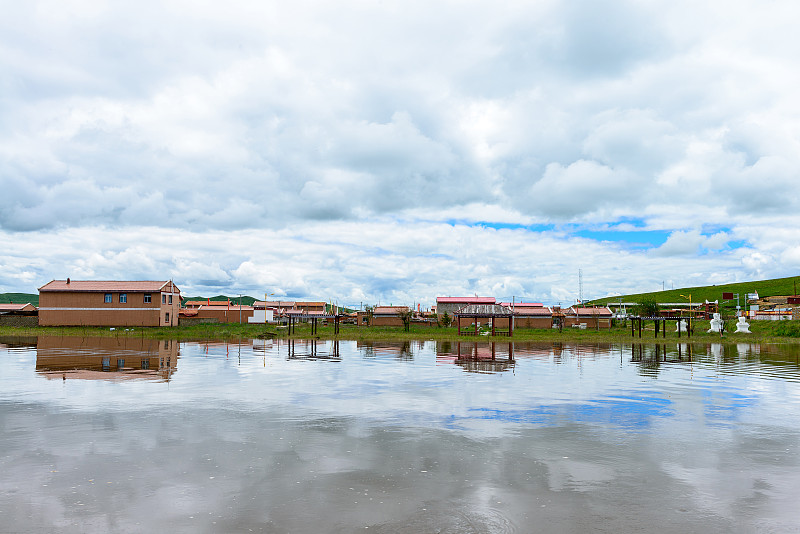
[{"xmin": 2, "ymin": 0, "xmax": 800, "ymax": 298}]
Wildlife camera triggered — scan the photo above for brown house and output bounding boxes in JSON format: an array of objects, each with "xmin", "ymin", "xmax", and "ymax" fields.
[
  {"xmin": 564, "ymin": 306, "xmax": 613, "ymax": 329},
  {"xmin": 38, "ymin": 280, "xmax": 181, "ymax": 327},
  {"xmin": 194, "ymin": 301, "xmax": 255, "ymax": 324},
  {"xmin": 500, "ymin": 302, "xmax": 554, "ymax": 329}
]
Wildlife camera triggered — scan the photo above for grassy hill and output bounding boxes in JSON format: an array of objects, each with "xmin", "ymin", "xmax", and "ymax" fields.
[
  {"xmin": 0, "ymin": 293, "xmax": 39, "ymax": 306},
  {"xmin": 590, "ymin": 275, "xmax": 800, "ymax": 307}
]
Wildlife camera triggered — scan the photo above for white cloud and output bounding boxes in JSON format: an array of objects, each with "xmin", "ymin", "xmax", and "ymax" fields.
[{"xmin": 2, "ymin": 0, "xmax": 800, "ymax": 299}]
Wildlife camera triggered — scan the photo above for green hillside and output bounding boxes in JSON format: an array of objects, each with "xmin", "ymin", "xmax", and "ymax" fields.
[
  {"xmin": 0, "ymin": 293, "xmax": 39, "ymax": 306},
  {"xmin": 590, "ymin": 275, "xmax": 800, "ymax": 307}
]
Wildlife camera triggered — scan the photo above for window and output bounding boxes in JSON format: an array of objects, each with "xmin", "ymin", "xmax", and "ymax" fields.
[
  {"xmin": 144, "ymin": 293, "xmax": 152, "ymax": 303},
  {"xmin": 119, "ymin": 293, "xmax": 127, "ymax": 303},
  {"xmin": 104, "ymin": 293, "xmax": 112, "ymax": 303},
  {"xmin": 141, "ymin": 359, "xmax": 150, "ymax": 370},
  {"xmin": 162, "ymin": 294, "xmax": 166, "ymax": 304},
  {"xmin": 168, "ymin": 294, "xmax": 173, "ymax": 305},
  {"xmin": 165, "ymin": 312, "xmax": 170, "ymax": 324}
]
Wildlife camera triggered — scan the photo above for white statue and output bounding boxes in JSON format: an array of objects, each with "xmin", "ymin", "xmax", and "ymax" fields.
[
  {"xmin": 676, "ymin": 319, "xmax": 688, "ymax": 332},
  {"xmin": 707, "ymin": 313, "xmax": 724, "ymax": 333},
  {"xmin": 734, "ymin": 316, "xmax": 751, "ymax": 334}
]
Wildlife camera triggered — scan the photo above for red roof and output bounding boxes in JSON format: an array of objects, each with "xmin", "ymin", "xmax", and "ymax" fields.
[
  {"xmin": 568, "ymin": 307, "xmax": 613, "ymax": 316},
  {"xmin": 373, "ymin": 306, "xmax": 410, "ymax": 314},
  {"xmin": 512, "ymin": 306, "xmax": 552, "ymax": 316},
  {"xmin": 0, "ymin": 303, "xmax": 36, "ymax": 311},
  {"xmin": 500, "ymin": 302, "xmax": 543, "ymax": 307},
  {"xmin": 39, "ymin": 280, "xmax": 178, "ymax": 293},
  {"xmin": 436, "ymin": 297, "xmax": 496, "ymax": 304}
]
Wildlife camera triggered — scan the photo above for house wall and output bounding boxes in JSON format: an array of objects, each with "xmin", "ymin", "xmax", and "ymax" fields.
[
  {"xmin": 564, "ymin": 316, "xmax": 612, "ymax": 329},
  {"xmin": 371, "ymin": 315, "xmax": 404, "ymax": 327},
  {"xmin": 195, "ymin": 306, "xmax": 254, "ymax": 324},
  {"xmin": 514, "ymin": 316, "xmax": 553, "ymax": 329},
  {"xmin": 0, "ymin": 315, "xmax": 38, "ymax": 327},
  {"xmin": 38, "ymin": 290, "xmax": 180, "ymax": 327}
]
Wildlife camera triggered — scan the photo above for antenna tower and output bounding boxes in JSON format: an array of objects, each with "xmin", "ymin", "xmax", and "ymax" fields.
[{"xmin": 578, "ymin": 269, "xmax": 584, "ymax": 304}]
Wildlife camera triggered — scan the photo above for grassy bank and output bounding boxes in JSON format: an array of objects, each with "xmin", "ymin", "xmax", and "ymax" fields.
[{"xmin": 3, "ymin": 319, "xmax": 800, "ymax": 344}]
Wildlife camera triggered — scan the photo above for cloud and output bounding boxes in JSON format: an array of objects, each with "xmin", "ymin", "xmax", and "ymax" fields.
[{"xmin": 2, "ymin": 0, "xmax": 800, "ymax": 298}]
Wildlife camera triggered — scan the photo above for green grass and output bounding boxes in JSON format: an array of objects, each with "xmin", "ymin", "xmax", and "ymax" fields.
[
  {"xmin": 4, "ymin": 320, "xmax": 800, "ymax": 344},
  {"xmin": 590, "ymin": 275, "xmax": 800, "ymax": 308}
]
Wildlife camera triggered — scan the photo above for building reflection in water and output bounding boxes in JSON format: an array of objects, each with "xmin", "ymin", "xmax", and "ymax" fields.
[
  {"xmin": 35, "ymin": 336, "xmax": 178, "ymax": 381},
  {"xmin": 437, "ymin": 341, "xmax": 515, "ymax": 374},
  {"xmin": 0, "ymin": 336, "xmax": 37, "ymax": 351},
  {"xmin": 286, "ymin": 339, "xmax": 341, "ymax": 360},
  {"xmin": 356, "ymin": 340, "xmax": 420, "ymax": 360}
]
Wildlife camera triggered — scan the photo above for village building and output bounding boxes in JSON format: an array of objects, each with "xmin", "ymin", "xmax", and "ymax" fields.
[
  {"xmin": 356, "ymin": 306, "xmax": 410, "ymax": 327},
  {"xmin": 191, "ymin": 300, "xmax": 255, "ymax": 324},
  {"xmin": 564, "ymin": 306, "xmax": 613, "ymax": 329},
  {"xmin": 436, "ymin": 297, "xmax": 496, "ymax": 319},
  {"xmin": 38, "ymin": 280, "xmax": 181, "ymax": 327},
  {"xmin": 500, "ymin": 302, "xmax": 554, "ymax": 329},
  {"xmin": 454, "ymin": 303, "xmax": 514, "ymax": 336}
]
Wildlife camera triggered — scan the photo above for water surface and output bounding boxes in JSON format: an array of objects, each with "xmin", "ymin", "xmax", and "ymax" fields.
[{"xmin": 2, "ymin": 336, "xmax": 800, "ymax": 533}]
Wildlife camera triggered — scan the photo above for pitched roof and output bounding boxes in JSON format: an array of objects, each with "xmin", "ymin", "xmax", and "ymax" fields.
[
  {"xmin": 373, "ymin": 306, "xmax": 410, "ymax": 315},
  {"xmin": 456, "ymin": 304, "xmax": 512, "ymax": 315},
  {"xmin": 0, "ymin": 303, "xmax": 36, "ymax": 311},
  {"xmin": 39, "ymin": 280, "xmax": 178, "ymax": 293},
  {"xmin": 568, "ymin": 307, "xmax": 613, "ymax": 316},
  {"xmin": 512, "ymin": 306, "xmax": 553, "ymax": 316}
]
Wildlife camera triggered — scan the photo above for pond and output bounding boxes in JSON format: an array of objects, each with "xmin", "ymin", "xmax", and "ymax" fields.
[{"xmin": 2, "ymin": 336, "xmax": 800, "ymax": 533}]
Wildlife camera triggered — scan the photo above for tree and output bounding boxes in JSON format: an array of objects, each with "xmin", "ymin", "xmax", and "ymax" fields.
[
  {"xmin": 398, "ymin": 309, "xmax": 414, "ymax": 332},
  {"xmin": 439, "ymin": 312, "xmax": 452, "ymax": 328},
  {"xmin": 634, "ymin": 298, "xmax": 661, "ymax": 318}
]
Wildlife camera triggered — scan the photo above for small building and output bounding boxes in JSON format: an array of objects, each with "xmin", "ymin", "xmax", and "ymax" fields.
[
  {"xmin": 500, "ymin": 302, "xmax": 553, "ymax": 329},
  {"xmin": 258, "ymin": 300, "xmax": 328, "ymax": 317},
  {"xmin": 454, "ymin": 303, "xmax": 513, "ymax": 336},
  {"xmin": 38, "ymin": 280, "xmax": 181, "ymax": 327},
  {"xmin": 564, "ymin": 306, "xmax": 613, "ymax": 329},
  {"xmin": 436, "ymin": 297, "xmax": 496, "ymax": 319},
  {"xmin": 193, "ymin": 301, "xmax": 255, "ymax": 324},
  {"xmin": 372, "ymin": 306, "xmax": 410, "ymax": 327},
  {"xmin": 0, "ymin": 303, "xmax": 37, "ymax": 313}
]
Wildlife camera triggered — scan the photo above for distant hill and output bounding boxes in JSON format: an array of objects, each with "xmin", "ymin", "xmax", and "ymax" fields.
[
  {"xmin": 0, "ymin": 293, "xmax": 39, "ymax": 307},
  {"xmin": 590, "ymin": 275, "xmax": 800, "ymax": 307}
]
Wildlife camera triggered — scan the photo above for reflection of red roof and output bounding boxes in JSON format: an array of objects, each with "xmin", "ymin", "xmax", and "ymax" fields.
[
  {"xmin": 40, "ymin": 280, "xmax": 178, "ymax": 293},
  {"xmin": 437, "ymin": 297, "xmax": 496, "ymax": 304}
]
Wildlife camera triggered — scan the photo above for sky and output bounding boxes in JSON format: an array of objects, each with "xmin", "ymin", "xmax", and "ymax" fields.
[{"xmin": 2, "ymin": 0, "xmax": 800, "ymax": 308}]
